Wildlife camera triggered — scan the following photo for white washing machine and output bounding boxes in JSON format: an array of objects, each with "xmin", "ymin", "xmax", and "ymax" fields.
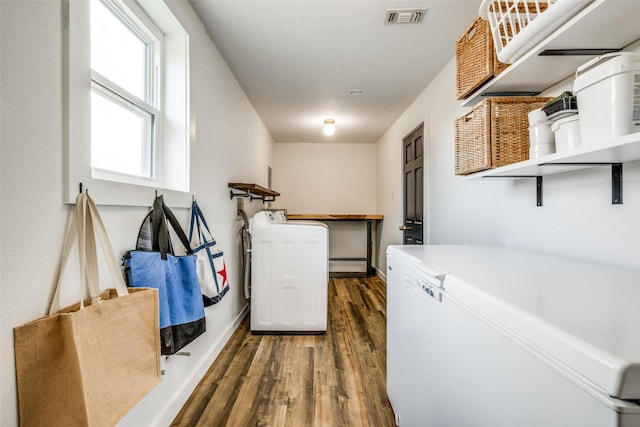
[{"xmin": 249, "ymin": 210, "xmax": 329, "ymax": 333}]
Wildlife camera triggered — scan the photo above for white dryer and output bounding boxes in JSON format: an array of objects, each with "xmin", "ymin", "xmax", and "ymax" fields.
[{"xmin": 249, "ymin": 210, "xmax": 329, "ymax": 333}]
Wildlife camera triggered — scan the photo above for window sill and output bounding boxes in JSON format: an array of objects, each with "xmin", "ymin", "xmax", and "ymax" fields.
[{"xmin": 65, "ymin": 177, "xmax": 192, "ymax": 208}]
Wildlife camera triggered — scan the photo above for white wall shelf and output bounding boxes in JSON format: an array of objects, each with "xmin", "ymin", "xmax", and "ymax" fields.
[
  {"xmin": 459, "ymin": 0, "xmax": 640, "ymax": 205},
  {"xmin": 464, "ymin": 131, "xmax": 640, "ymax": 179},
  {"xmin": 461, "ymin": 0, "xmax": 640, "ymax": 108},
  {"xmin": 463, "ymin": 131, "xmax": 640, "ymax": 206}
]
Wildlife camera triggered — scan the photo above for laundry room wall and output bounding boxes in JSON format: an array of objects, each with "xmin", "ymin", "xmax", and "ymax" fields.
[
  {"xmin": 376, "ymin": 41, "xmax": 640, "ymax": 276},
  {"xmin": 0, "ymin": 1, "xmax": 273, "ymax": 426},
  {"xmin": 273, "ymin": 142, "xmax": 377, "ymax": 272},
  {"xmin": 273, "ymin": 142, "xmax": 377, "ymax": 214}
]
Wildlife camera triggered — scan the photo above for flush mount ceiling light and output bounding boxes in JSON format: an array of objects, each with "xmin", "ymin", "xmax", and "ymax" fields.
[
  {"xmin": 349, "ymin": 88, "xmax": 364, "ymax": 96},
  {"xmin": 323, "ymin": 119, "xmax": 335, "ymax": 136}
]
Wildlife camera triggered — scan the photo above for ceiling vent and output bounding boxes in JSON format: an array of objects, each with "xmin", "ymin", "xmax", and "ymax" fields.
[{"xmin": 385, "ymin": 9, "xmax": 427, "ymax": 24}]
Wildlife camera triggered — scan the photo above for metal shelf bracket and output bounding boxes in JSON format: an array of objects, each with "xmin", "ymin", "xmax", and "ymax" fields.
[
  {"xmin": 611, "ymin": 163, "xmax": 623, "ymax": 205},
  {"xmin": 229, "ymin": 189, "xmax": 251, "ymax": 200},
  {"xmin": 538, "ymin": 162, "xmax": 623, "ymax": 205},
  {"xmin": 483, "ymin": 175, "xmax": 543, "ymax": 207},
  {"xmin": 485, "ymin": 163, "xmax": 624, "ymax": 206},
  {"xmin": 230, "ymin": 189, "xmax": 276, "ymax": 202},
  {"xmin": 537, "ymin": 176, "xmax": 543, "ymax": 207},
  {"xmin": 249, "ymin": 194, "xmax": 277, "ymax": 202}
]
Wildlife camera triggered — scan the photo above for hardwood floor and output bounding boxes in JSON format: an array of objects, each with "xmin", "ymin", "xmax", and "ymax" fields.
[{"xmin": 171, "ymin": 277, "xmax": 396, "ymax": 427}]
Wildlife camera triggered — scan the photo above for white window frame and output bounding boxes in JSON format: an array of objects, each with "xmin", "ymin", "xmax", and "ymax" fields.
[
  {"xmin": 90, "ymin": 74, "xmax": 158, "ymax": 183},
  {"xmin": 64, "ymin": 0, "xmax": 192, "ymax": 207},
  {"xmin": 90, "ymin": 0, "xmax": 161, "ymax": 184}
]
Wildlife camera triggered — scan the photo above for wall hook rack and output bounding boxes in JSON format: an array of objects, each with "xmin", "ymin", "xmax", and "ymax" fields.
[
  {"xmin": 228, "ymin": 183, "xmax": 280, "ymax": 203},
  {"xmin": 78, "ymin": 182, "xmax": 89, "ymax": 195}
]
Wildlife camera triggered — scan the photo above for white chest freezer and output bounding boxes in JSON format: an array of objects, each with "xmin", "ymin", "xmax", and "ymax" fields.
[
  {"xmin": 249, "ymin": 210, "xmax": 328, "ymax": 332},
  {"xmin": 386, "ymin": 245, "xmax": 640, "ymax": 427}
]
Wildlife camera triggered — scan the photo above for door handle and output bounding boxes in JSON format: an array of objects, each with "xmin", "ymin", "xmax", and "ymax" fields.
[{"xmin": 399, "ymin": 225, "xmax": 410, "ymax": 231}]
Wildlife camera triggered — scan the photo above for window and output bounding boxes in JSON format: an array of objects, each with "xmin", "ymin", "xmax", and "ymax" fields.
[
  {"xmin": 65, "ymin": 0, "xmax": 191, "ymax": 206},
  {"xmin": 90, "ymin": 0, "xmax": 160, "ymax": 180}
]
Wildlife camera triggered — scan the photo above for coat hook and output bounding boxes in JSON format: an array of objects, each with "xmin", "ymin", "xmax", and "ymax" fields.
[{"xmin": 79, "ymin": 183, "xmax": 83, "ymax": 194}]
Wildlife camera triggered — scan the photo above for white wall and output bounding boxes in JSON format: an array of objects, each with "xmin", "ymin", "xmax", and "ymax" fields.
[
  {"xmin": 0, "ymin": 1, "xmax": 273, "ymax": 425},
  {"xmin": 274, "ymin": 142, "xmax": 377, "ymax": 272},
  {"xmin": 376, "ymin": 42, "xmax": 640, "ymax": 275},
  {"xmin": 273, "ymin": 142, "xmax": 376, "ymax": 213}
]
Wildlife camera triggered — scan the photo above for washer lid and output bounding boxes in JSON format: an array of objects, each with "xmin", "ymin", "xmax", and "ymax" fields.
[
  {"xmin": 389, "ymin": 245, "xmax": 640, "ymax": 400},
  {"xmin": 249, "ymin": 210, "xmax": 287, "ymax": 232}
]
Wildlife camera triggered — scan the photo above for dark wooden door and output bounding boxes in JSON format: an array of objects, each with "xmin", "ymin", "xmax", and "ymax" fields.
[{"xmin": 401, "ymin": 124, "xmax": 424, "ymax": 245}]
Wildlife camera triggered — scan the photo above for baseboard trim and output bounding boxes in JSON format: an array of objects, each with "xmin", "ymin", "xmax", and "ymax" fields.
[
  {"xmin": 118, "ymin": 303, "xmax": 250, "ymax": 426},
  {"xmin": 164, "ymin": 303, "xmax": 250, "ymax": 424}
]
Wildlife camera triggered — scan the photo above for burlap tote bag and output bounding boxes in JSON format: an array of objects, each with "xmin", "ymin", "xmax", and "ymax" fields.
[{"xmin": 13, "ymin": 192, "xmax": 161, "ymax": 426}]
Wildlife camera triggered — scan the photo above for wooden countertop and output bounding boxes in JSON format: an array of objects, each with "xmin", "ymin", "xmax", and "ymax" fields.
[{"xmin": 286, "ymin": 214, "xmax": 383, "ymax": 220}]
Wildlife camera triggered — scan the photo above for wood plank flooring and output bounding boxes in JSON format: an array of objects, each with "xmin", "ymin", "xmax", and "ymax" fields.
[{"xmin": 171, "ymin": 277, "xmax": 396, "ymax": 427}]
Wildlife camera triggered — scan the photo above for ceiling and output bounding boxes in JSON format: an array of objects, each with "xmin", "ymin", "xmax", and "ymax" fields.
[{"xmin": 189, "ymin": 0, "xmax": 481, "ymax": 143}]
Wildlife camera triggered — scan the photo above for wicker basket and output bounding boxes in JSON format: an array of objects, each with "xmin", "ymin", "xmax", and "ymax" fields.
[
  {"xmin": 456, "ymin": 17, "xmax": 509, "ymax": 100},
  {"xmin": 455, "ymin": 97, "xmax": 553, "ymax": 175}
]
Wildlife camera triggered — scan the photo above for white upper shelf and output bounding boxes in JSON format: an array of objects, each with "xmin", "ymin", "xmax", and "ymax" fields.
[
  {"xmin": 463, "ymin": 131, "xmax": 640, "ymax": 180},
  {"xmin": 460, "ymin": 0, "xmax": 640, "ymax": 108}
]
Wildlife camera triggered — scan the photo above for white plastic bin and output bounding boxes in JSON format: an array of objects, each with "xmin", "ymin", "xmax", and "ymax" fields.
[
  {"xmin": 551, "ymin": 114, "xmax": 581, "ymax": 152},
  {"xmin": 528, "ymin": 108, "xmax": 555, "ymax": 159},
  {"xmin": 573, "ymin": 52, "xmax": 640, "ymax": 146}
]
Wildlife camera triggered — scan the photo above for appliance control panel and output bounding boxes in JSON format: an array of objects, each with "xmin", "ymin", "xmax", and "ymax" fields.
[{"xmin": 250, "ymin": 209, "xmax": 288, "ymax": 230}]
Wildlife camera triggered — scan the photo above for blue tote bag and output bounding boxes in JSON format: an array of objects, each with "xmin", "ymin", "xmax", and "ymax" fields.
[{"xmin": 125, "ymin": 195, "xmax": 206, "ymax": 355}]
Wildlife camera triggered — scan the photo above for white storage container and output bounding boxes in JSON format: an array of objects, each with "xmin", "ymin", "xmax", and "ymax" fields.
[
  {"xmin": 528, "ymin": 108, "xmax": 555, "ymax": 159},
  {"xmin": 573, "ymin": 52, "xmax": 640, "ymax": 146},
  {"xmin": 530, "ymin": 142, "xmax": 555, "ymax": 158},
  {"xmin": 551, "ymin": 114, "xmax": 581, "ymax": 153}
]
